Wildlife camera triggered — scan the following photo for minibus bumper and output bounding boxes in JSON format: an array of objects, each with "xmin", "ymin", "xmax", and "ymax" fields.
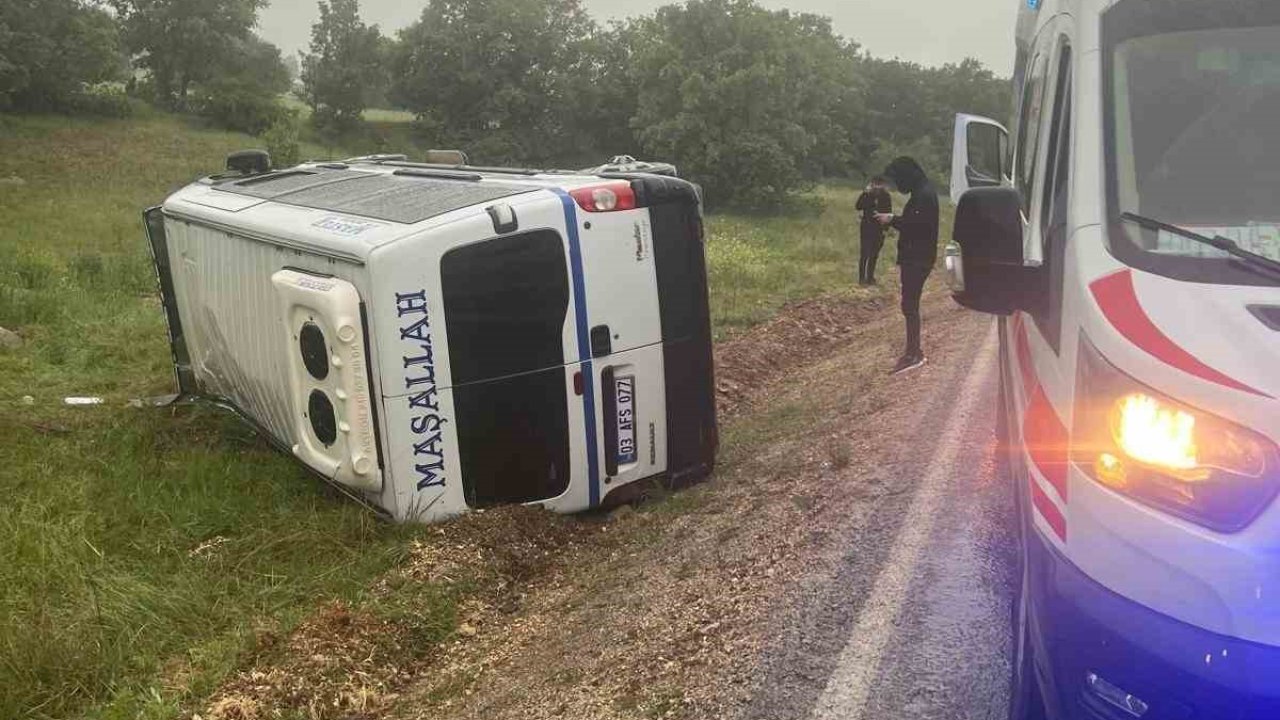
[{"xmin": 1027, "ymin": 530, "xmax": 1280, "ymax": 720}]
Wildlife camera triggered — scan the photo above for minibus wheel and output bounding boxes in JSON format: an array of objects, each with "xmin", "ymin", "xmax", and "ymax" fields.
[{"xmin": 1009, "ymin": 552, "xmax": 1047, "ymax": 720}]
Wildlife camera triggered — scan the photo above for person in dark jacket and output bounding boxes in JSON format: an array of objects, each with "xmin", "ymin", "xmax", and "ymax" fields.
[
  {"xmin": 876, "ymin": 156, "xmax": 939, "ymax": 375},
  {"xmin": 854, "ymin": 176, "xmax": 893, "ymax": 285}
]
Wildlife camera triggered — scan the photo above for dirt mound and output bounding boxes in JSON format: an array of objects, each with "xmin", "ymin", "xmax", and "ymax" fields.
[{"xmin": 714, "ymin": 294, "xmax": 892, "ymax": 417}]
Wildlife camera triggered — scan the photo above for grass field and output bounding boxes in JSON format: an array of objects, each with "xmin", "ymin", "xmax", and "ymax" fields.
[
  {"xmin": 0, "ymin": 112, "xmax": 948, "ymax": 719},
  {"xmin": 278, "ymin": 94, "xmax": 417, "ymax": 125},
  {"xmin": 706, "ymin": 184, "xmax": 955, "ymax": 338},
  {"xmin": 0, "ymin": 114, "xmax": 428, "ymax": 720}
]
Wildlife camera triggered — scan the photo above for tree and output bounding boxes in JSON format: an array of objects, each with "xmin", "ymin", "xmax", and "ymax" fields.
[
  {"xmin": 377, "ymin": 0, "xmax": 1008, "ymax": 204},
  {"xmin": 300, "ymin": 0, "xmax": 384, "ymax": 133},
  {"xmin": 925, "ymin": 58, "xmax": 1011, "ymax": 152},
  {"xmin": 390, "ymin": 0, "xmax": 599, "ymax": 166},
  {"xmin": 0, "ymin": 0, "xmax": 121, "ymax": 112},
  {"xmin": 555, "ymin": 23, "xmax": 641, "ymax": 165},
  {"xmin": 626, "ymin": 0, "xmax": 862, "ymax": 208},
  {"xmin": 110, "ymin": 0, "xmax": 266, "ymax": 108},
  {"xmin": 857, "ymin": 56, "xmax": 1011, "ymax": 187},
  {"xmin": 191, "ymin": 34, "xmax": 292, "ymax": 134}
]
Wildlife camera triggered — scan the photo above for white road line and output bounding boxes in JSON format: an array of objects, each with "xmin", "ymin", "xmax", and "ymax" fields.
[{"xmin": 809, "ymin": 322, "xmax": 998, "ymax": 720}]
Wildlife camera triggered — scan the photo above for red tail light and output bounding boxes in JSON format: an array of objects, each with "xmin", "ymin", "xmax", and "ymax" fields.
[{"xmin": 570, "ymin": 183, "xmax": 637, "ymax": 213}]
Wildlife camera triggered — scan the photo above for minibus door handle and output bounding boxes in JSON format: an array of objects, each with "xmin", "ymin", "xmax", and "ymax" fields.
[{"xmin": 590, "ymin": 324, "xmax": 612, "ymax": 358}]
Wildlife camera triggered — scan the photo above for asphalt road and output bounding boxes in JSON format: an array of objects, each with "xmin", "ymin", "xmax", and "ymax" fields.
[{"xmin": 743, "ymin": 323, "xmax": 1019, "ymax": 720}]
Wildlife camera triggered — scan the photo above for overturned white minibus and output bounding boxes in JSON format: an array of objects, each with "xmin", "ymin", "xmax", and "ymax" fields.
[{"xmin": 145, "ymin": 155, "xmax": 718, "ymax": 523}]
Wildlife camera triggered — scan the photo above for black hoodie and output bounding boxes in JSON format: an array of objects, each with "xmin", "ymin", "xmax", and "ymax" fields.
[{"xmin": 883, "ymin": 157, "xmax": 940, "ymax": 269}]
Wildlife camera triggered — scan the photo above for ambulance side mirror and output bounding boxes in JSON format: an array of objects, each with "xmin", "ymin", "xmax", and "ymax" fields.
[
  {"xmin": 951, "ymin": 113, "xmax": 1009, "ymax": 204},
  {"xmin": 947, "ymin": 186, "xmax": 1044, "ymax": 316}
]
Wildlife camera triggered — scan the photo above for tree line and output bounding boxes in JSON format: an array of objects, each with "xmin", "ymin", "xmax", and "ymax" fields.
[{"xmin": 0, "ymin": 0, "xmax": 1010, "ymax": 209}]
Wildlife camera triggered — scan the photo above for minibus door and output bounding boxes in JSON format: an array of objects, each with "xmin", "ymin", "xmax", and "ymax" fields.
[
  {"xmin": 438, "ymin": 227, "xmax": 577, "ymax": 509},
  {"xmin": 950, "ymin": 113, "xmax": 1010, "ymax": 203},
  {"xmin": 575, "ymin": 204, "xmax": 668, "ymax": 501}
]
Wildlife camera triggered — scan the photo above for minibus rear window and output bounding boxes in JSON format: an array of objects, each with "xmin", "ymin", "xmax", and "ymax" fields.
[{"xmin": 441, "ymin": 230, "xmax": 570, "ymax": 385}]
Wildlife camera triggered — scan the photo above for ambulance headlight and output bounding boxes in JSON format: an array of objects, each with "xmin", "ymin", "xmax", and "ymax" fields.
[{"xmin": 1073, "ymin": 338, "xmax": 1278, "ymax": 532}]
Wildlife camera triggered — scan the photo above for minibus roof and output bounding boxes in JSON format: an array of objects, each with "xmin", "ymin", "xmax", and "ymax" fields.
[{"xmin": 161, "ymin": 160, "xmax": 659, "ymax": 263}]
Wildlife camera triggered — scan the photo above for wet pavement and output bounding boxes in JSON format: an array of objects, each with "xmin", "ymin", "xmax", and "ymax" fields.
[{"xmin": 742, "ymin": 325, "xmax": 1019, "ymax": 720}]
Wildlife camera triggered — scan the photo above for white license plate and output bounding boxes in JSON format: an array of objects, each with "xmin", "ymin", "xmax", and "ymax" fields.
[{"xmin": 615, "ymin": 375, "xmax": 637, "ymax": 465}]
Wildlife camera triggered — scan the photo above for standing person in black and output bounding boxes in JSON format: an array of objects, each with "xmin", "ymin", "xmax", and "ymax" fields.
[
  {"xmin": 875, "ymin": 156, "xmax": 939, "ymax": 375},
  {"xmin": 854, "ymin": 176, "xmax": 892, "ymax": 285}
]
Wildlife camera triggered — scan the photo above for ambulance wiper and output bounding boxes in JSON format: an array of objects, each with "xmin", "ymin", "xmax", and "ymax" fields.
[{"xmin": 1121, "ymin": 211, "xmax": 1280, "ymax": 280}]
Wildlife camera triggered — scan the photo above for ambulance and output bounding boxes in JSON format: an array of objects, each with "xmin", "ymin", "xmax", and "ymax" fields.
[
  {"xmin": 947, "ymin": 0, "xmax": 1280, "ymax": 717},
  {"xmin": 144, "ymin": 155, "xmax": 717, "ymax": 523}
]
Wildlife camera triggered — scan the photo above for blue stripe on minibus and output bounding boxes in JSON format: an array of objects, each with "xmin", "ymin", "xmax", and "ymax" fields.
[{"xmin": 553, "ymin": 189, "xmax": 601, "ymax": 507}]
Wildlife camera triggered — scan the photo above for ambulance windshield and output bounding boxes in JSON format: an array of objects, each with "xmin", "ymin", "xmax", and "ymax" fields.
[{"xmin": 1106, "ymin": 2, "xmax": 1280, "ymax": 281}]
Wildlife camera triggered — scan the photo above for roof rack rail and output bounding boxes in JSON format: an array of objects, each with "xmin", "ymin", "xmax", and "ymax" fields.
[
  {"xmin": 374, "ymin": 160, "xmax": 549, "ymax": 177},
  {"xmin": 392, "ymin": 167, "xmax": 483, "ymax": 182},
  {"xmin": 344, "ymin": 153, "xmax": 408, "ymax": 163}
]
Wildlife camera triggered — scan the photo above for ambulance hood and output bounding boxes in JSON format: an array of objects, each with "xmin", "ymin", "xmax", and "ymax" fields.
[{"xmin": 1089, "ymin": 267, "xmax": 1280, "ymax": 403}]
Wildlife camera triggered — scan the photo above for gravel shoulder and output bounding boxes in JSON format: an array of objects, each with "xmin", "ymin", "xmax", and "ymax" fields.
[{"xmin": 386, "ymin": 284, "xmax": 997, "ymax": 720}]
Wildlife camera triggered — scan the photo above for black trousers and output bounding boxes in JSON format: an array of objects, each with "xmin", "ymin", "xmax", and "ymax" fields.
[
  {"xmin": 859, "ymin": 224, "xmax": 884, "ymax": 283},
  {"xmin": 900, "ymin": 264, "xmax": 931, "ymax": 356}
]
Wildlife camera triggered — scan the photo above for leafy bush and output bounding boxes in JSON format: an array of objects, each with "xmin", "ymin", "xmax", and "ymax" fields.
[
  {"xmin": 262, "ymin": 115, "xmax": 303, "ymax": 168},
  {"xmin": 868, "ymin": 136, "xmax": 947, "ymax": 195},
  {"xmin": 66, "ymin": 82, "xmax": 134, "ymax": 118},
  {"xmin": 186, "ymin": 34, "xmax": 293, "ymax": 134},
  {"xmin": 194, "ymin": 81, "xmax": 286, "ymax": 135}
]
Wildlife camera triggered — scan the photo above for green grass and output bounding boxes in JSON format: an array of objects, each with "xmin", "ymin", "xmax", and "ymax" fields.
[
  {"xmin": 0, "ymin": 112, "xmax": 954, "ymax": 719},
  {"xmin": 361, "ymin": 108, "xmax": 416, "ymax": 123},
  {"xmin": 704, "ymin": 185, "xmax": 957, "ymax": 338},
  {"xmin": 278, "ymin": 95, "xmax": 416, "ymax": 125},
  {"xmin": 0, "ymin": 113, "xmax": 427, "ymax": 720},
  {"xmin": 277, "ymin": 95, "xmax": 423, "ymax": 160}
]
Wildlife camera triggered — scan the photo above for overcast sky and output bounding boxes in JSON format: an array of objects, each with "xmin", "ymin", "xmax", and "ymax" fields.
[{"xmin": 259, "ymin": 0, "xmax": 1018, "ymax": 75}]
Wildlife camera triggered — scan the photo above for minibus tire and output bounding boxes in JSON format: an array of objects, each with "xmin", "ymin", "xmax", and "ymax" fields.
[
  {"xmin": 999, "ymin": 336, "xmax": 1048, "ymax": 720},
  {"xmin": 1009, "ymin": 557, "xmax": 1048, "ymax": 720},
  {"xmin": 1008, "ymin": 447, "xmax": 1047, "ymax": 719}
]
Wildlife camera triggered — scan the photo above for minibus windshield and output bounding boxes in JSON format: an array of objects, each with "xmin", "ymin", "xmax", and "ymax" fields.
[{"xmin": 1104, "ymin": 1, "xmax": 1280, "ymax": 284}]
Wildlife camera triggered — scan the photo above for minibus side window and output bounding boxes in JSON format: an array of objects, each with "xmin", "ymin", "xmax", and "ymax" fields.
[
  {"xmin": 1015, "ymin": 53, "xmax": 1049, "ymax": 214},
  {"xmin": 1034, "ymin": 41, "xmax": 1073, "ymax": 353}
]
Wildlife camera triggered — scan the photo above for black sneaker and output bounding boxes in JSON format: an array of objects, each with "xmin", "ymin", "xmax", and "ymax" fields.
[{"xmin": 890, "ymin": 353, "xmax": 927, "ymax": 375}]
